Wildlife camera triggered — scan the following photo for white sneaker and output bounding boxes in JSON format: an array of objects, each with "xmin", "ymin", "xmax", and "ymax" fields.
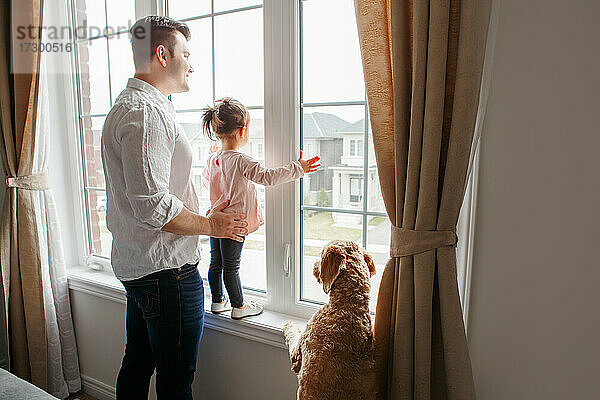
[
  {"xmin": 211, "ymin": 298, "xmax": 232, "ymax": 314},
  {"xmin": 231, "ymin": 301, "xmax": 264, "ymax": 320}
]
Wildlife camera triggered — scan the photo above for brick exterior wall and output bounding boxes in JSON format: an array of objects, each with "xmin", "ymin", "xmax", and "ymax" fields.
[{"xmin": 76, "ymin": 0, "xmax": 102, "ymax": 254}]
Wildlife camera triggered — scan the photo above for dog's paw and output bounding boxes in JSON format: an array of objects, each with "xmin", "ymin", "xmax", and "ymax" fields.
[
  {"xmin": 283, "ymin": 321, "xmax": 296, "ymax": 331},
  {"xmin": 282, "ymin": 321, "xmax": 298, "ymax": 338},
  {"xmin": 291, "ymin": 352, "xmax": 302, "ymax": 374}
]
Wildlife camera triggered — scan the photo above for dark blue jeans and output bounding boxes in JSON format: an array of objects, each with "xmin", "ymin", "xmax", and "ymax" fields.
[
  {"xmin": 116, "ymin": 262, "xmax": 204, "ymax": 400},
  {"xmin": 208, "ymin": 237, "xmax": 245, "ymax": 308}
]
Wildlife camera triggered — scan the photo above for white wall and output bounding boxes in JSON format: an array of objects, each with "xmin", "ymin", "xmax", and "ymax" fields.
[
  {"xmin": 70, "ymin": 290, "xmax": 298, "ymax": 399},
  {"xmin": 0, "ymin": 165, "xmax": 5, "ymax": 367},
  {"xmin": 468, "ymin": 1, "xmax": 600, "ymax": 399}
]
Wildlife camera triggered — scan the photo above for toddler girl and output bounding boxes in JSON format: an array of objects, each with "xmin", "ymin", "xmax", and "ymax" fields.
[{"xmin": 201, "ymin": 98, "xmax": 320, "ymax": 319}]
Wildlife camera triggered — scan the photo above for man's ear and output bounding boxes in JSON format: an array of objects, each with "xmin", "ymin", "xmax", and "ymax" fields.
[
  {"xmin": 318, "ymin": 245, "xmax": 346, "ymax": 293},
  {"xmin": 155, "ymin": 44, "xmax": 168, "ymax": 67},
  {"xmin": 363, "ymin": 251, "xmax": 376, "ymax": 277}
]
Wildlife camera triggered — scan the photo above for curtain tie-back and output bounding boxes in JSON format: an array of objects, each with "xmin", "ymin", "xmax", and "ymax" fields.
[
  {"xmin": 390, "ymin": 226, "xmax": 457, "ymax": 257},
  {"xmin": 5, "ymin": 171, "xmax": 50, "ymax": 190}
]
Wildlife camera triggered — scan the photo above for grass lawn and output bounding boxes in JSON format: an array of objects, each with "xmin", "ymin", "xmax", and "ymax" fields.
[
  {"xmin": 303, "ymin": 212, "xmax": 362, "ymax": 240},
  {"xmin": 303, "ymin": 213, "xmax": 387, "ymax": 256},
  {"xmin": 368, "ymin": 216, "xmax": 387, "ymax": 226}
]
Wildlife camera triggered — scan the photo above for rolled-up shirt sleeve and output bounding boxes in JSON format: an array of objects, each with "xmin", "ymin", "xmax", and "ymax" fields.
[{"xmin": 117, "ymin": 105, "xmax": 184, "ymax": 230}]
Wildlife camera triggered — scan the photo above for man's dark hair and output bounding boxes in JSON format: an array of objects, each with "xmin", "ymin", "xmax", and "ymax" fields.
[{"xmin": 129, "ymin": 16, "xmax": 191, "ymax": 69}]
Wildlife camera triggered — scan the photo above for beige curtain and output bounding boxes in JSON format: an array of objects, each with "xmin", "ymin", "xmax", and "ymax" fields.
[
  {"xmin": 1, "ymin": 1, "xmax": 81, "ymax": 396},
  {"xmin": 354, "ymin": 0, "xmax": 491, "ymax": 399},
  {"xmin": 0, "ymin": 0, "xmax": 47, "ymax": 388}
]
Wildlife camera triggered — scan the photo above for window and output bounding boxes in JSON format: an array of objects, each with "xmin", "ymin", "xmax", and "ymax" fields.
[
  {"xmin": 299, "ymin": 0, "xmax": 386, "ymax": 311},
  {"xmin": 68, "ymin": 0, "xmax": 415, "ymax": 318},
  {"xmin": 256, "ymin": 142, "xmax": 264, "ymax": 159},
  {"xmin": 349, "ymin": 176, "xmax": 363, "ymax": 203},
  {"xmin": 349, "ymin": 138, "xmax": 363, "ymax": 156},
  {"xmin": 167, "ymin": 0, "xmax": 267, "ymax": 292},
  {"xmin": 71, "ymin": 0, "xmax": 137, "ymax": 260}
]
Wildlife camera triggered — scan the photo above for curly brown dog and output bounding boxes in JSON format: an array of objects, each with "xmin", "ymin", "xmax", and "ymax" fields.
[{"xmin": 283, "ymin": 240, "xmax": 376, "ymax": 400}]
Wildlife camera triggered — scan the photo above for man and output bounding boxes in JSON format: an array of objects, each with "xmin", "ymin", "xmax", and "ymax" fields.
[{"xmin": 100, "ymin": 16, "xmax": 248, "ymax": 399}]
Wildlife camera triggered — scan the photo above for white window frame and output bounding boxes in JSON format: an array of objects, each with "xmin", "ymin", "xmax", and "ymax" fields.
[{"xmin": 63, "ymin": 0, "xmax": 482, "ymax": 322}]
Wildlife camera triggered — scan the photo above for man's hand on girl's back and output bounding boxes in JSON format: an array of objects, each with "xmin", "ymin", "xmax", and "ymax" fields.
[{"xmin": 206, "ymin": 200, "xmax": 248, "ymax": 242}]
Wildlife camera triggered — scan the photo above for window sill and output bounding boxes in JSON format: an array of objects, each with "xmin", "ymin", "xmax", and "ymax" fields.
[{"xmin": 67, "ymin": 265, "xmax": 307, "ymax": 350}]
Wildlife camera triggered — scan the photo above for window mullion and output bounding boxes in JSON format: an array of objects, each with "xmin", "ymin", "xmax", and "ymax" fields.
[
  {"xmin": 263, "ymin": 0, "xmax": 283, "ymax": 314},
  {"xmin": 362, "ymin": 102, "xmax": 369, "ymax": 248},
  {"xmin": 136, "ymin": 0, "xmax": 157, "ymax": 20},
  {"xmin": 263, "ymin": 0, "xmax": 301, "ymax": 316},
  {"xmin": 211, "ymin": 0, "xmax": 215, "ymax": 102}
]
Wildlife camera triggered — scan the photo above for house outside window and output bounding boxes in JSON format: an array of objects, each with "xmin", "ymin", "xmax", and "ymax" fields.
[{"xmin": 349, "ymin": 176, "xmax": 363, "ymax": 203}]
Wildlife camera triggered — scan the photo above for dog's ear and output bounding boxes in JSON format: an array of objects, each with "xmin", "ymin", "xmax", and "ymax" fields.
[
  {"xmin": 363, "ymin": 251, "xmax": 376, "ymax": 277},
  {"xmin": 317, "ymin": 245, "xmax": 346, "ymax": 293}
]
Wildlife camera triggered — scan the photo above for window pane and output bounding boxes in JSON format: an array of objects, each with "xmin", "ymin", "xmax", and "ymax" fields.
[
  {"xmin": 175, "ymin": 109, "xmax": 266, "ymax": 292},
  {"xmin": 106, "ymin": 0, "xmax": 135, "ymax": 33},
  {"xmin": 79, "ymin": 38, "xmax": 111, "ymax": 115},
  {"xmin": 168, "ymin": 0, "xmax": 211, "ymax": 20},
  {"xmin": 108, "ymin": 32, "xmax": 135, "ymax": 103},
  {"xmin": 171, "ymin": 19, "xmax": 213, "ymax": 110},
  {"xmin": 88, "ymin": 189, "xmax": 113, "ymax": 258},
  {"xmin": 301, "ymin": 0, "xmax": 364, "ymax": 103},
  {"xmin": 214, "ymin": 8, "xmax": 263, "ymax": 106},
  {"xmin": 82, "ymin": 116, "xmax": 106, "ymax": 189},
  {"xmin": 75, "ymin": 0, "xmax": 106, "ymax": 37},
  {"xmin": 214, "ymin": 0, "xmax": 262, "ymax": 13},
  {"xmin": 367, "ymin": 121, "xmax": 385, "ymax": 213},
  {"xmin": 301, "ymin": 210, "xmax": 363, "ymax": 304},
  {"xmin": 366, "ymin": 216, "xmax": 389, "ymax": 311},
  {"xmin": 301, "ymin": 105, "xmax": 364, "ymax": 209}
]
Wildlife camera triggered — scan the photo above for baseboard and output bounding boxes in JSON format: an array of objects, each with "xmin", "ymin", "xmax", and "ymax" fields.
[{"xmin": 80, "ymin": 374, "xmax": 116, "ymax": 400}]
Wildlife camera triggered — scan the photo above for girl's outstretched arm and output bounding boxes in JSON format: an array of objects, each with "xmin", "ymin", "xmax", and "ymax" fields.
[{"xmin": 237, "ymin": 151, "xmax": 320, "ymax": 186}]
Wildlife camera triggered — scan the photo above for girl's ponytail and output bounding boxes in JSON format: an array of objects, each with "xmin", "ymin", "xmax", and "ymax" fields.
[
  {"xmin": 201, "ymin": 106, "xmax": 222, "ymax": 141},
  {"xmin": 201, "ymin": 98, "xmax": 249, "ymax": 141}
]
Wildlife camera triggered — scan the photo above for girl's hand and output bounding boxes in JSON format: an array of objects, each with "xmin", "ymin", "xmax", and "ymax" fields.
[
  {"xmin": 209, "ymin": 143, "xmax": 221, "ymax": 153},
  {"xmin": 298, "ymin": 151, "xmax": 320, "ymax": 173}
]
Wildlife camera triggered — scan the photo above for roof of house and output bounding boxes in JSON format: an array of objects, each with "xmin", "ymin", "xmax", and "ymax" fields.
[
  {"xmin": 343, "ymin": 118, "xmax": 366, "ymax": 133},
  {"xmin": 303, "ymin": 112, "xmax": 365, "ymax": 139}
]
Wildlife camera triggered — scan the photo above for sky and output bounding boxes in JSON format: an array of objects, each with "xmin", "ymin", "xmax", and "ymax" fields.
[{"xmin": 81, "ymin": 0, "xmax": 366, "ymax": 123}]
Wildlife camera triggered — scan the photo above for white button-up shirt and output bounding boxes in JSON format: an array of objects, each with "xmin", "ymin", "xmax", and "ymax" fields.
[{"xmin": 101, "ymin": 77, "xmax": 201, "ymax": 281}]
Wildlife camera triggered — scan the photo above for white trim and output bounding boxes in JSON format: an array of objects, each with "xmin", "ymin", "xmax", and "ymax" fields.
[
  {"xmin": 81, "ymin": 374, "xmax": 116, "ymax": 400},
  {"xmin": 138, "ymin": 0, "xmax": 158, "ymax": 19},
  {"xmin": 61, "ymin": 0, "xmax": 89, "ymax": 269},
  {"xmin": 67, "ymin": 269, "xmax": 125, "ymax": 304},
  {"xmin": 67, "ymin": 267, "xmax": 306, "ymax": 349}
]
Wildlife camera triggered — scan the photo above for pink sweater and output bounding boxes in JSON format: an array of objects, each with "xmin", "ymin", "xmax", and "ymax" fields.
[{"xmin": 203, "ymin": 150, "xmax": 304, "ymax": 234}]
